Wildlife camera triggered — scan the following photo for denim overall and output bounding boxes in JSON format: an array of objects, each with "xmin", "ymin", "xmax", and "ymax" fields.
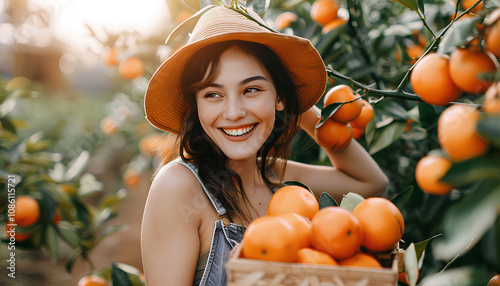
[{"xmin": 172, "ymin": 159, "xmax": 245, "ymax": 286}]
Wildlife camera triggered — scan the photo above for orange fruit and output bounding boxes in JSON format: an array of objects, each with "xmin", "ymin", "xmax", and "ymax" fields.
[
  {"xmin": 449, "ymin": 47, "xmax": 499, "ymax": 95},
  {"xmin": 77, "ymin": 275, "xmax": 107, "ymax": 286},
  {"xmin": 242, "ymin": 216, "xmax": 299, "ymax": 262},
  {"xmin": 296, "ymin": 247, "xmax": 338, "ymax": 265},
  {"xmin": 274, "ymin": 213, "xmax": 312, "ymax": 249},
  {"xmin": 275, "ymin": 12, "xmax": 298, "ymax": 30},
  {"xmin": 461, "ymin": 0, "xmax": 483, "ymax": 14},
  {"xmin": 352, "ymin": 197, "xmax": 404, "ymax": 253},
  {"xmin": 101, "ymin": 47, "xmax": 119, "ymax": 67},
  {"xmin": 322, "ymin": 17, "xmax": 347, "ymax": 34},
  {"xmin": 310, "ymin": 0, "xmax": 339, "ymax": 26},
  {"xmin": 485, "ymin": 9, "xmax": 500, "ymax": 58},
  {"xmin": 488, "ymin": 275, "xmax": 500, "ymax": 286},
  {"xmin": 410, "ymin": 53, "xmax": 462, "ymax": 106},
  {"xmin": 324, "ymin": 85, "xmax": 363, "ymax": 123},
  {"xmin": 338, "ymin": 252, "xmax": 382, "ymax": 268},
  {"xmin": 352, "ymin": 127, "xmax": 364, "ymax": 140},
  {"xmin": 100, "ymin": 117, "xmax": 119, "ymax": 135},
  {"xmin": 4, "ymin": 224, "xmax": 33, "ymax": 242},
  {"xmin": 403, "ymin": 119, "xmax": 414, "ymax": 132},
  {"xmin": 52, "ymin": 210, "xmax": 62, "ymax": 223},
  {"xmin": 118, "ymin": 57, "xmax": 144, "ymax": 80},
  {"xmin": 406, "ymin": 44, "xmax": 424, "ymax": 64},
  {"xmin": 438, "ymin": 104, "xmax": 489, "ymax": 161},
  {"xmin": 350, "ymin": 99, "xmax": 374, "ymax": 129},
  {"xmin": 123, "ymin": 168, "xmax": 141, "ymax": 189},
  {"xmin": 484, "ymin": 82, "xmax": 500, "ymax": 113},
  {"xmin": 267, "ymin": 185, "xmax": 319, "ymax": 221},
  {"xmin": 139, "ymin": 134, "xmax": 174, "ymax": 157},
  {"xmin": 310, "ymin": 206, "xmax": 363, "ymax": 260},
  {"xmin": 14, "ymin": 196, "xmax": 40, "ymax": 227},
  {"xmin": 314, "ymin": 118, "xmax": 353, "ymax": 151},
  {"xmin": 415, "ymin": 155, "xmax": 452, "ymax": 195}
]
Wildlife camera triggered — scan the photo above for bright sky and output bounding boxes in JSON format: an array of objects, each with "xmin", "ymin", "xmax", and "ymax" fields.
[{"xmin": 52, "ymin": 0, "xmax": 170, "ymax": 45}]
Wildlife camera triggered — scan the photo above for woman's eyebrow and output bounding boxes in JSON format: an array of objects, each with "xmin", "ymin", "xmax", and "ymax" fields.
[{"xmin": 239, "ymin": 76, "xmax": 268, "ymax": 85}]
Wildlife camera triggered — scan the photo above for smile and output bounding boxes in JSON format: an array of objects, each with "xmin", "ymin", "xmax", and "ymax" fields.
[{"xmin": 221, "ymin": 124, "xmax": 256, "ymax": 137}]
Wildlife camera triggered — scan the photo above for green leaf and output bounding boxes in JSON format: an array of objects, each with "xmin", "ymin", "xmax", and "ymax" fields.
[
  {"xmin": 417, "ymin": 0, "xmax": 425, "ymax": 14},
  {"xmin": 316, "ymin": 23, "xmax": 347, "ymax": 56},
  {"xmin": 111, "ymin": 262, "xmax": 133, "ymax": 286},
  {"xmin": 477, "ymin": 113, "xmax": 500, "ymax": 148},
  {"xmin": 45, "ymin": 225, "xmax": 59, "ymax": 265},
  {"xmin": 414, "ymin": 233, "xmax": 442, "ymax": 263},
  {"xmin": 64, "ymin": 151, "xmax": 90, "ymax": 181},
  {"xmin": 418, "ymin": 101, "xmax": 437, "ymax": 127},
  {"xmin": 79, "ymin": 173, "xmax": 104, "ymax": 197},
  {"xmin": 0, "ymin": 97, "xmax": 16, "ymax": 117},
  {"xmin": 319, "ymin": 192, "xmax": 338, "ymax": 209},
  {"xmin": 390, "ymin": 0, "xmax": 419, "ymax": 11},
  {"xmin": 339, "ymin": 192, "xmax": 365, "ymax": 212},
  {"xmin": 283, "ymin": 181, "xmax": 314, "ymax": 195},
  {"xmin": 58, "ymin": 221, "xmax": 81, "ymax": 248},
  {"xmin": 364, "ymin": 117, "xmax": 376, "ymax": 146},
  {"xmin": 391, "ymin": 185, "xmax": 414, "ymax": 210},
  {"xmin": 65, "ymin": 248, "xmax": 82, "ymax": 273},
  {"xmin": 403, "ymin": 243, "xmax": 418, "ymax": 286},
  {"xmin": 440, "ymin": 157, "xmax": 500, "ymax": 186},
  {"xmin": 437, "ymin": 16, "xmax": 477, "ymax": 55},
  {"xmin": 245, "ymin": 0, "xmax": 271, "ymax": 15},
  {"xmin": 316, "ymin": 102, "xmax": 343, "ymax": 128},
  {"xmin": 7, "ymin": 140, "xmax": 23, "ymax": 164},
  {"xmin": 368, "ymin": 121, "xmax": 407, "ymax": 154},
  {"xmin": 0, "ymin": 117, "xmax": 17, "ymax": 134},
  {"xmin": 432, "ymin": 182, "xmax": 500, "ymax": 261}
]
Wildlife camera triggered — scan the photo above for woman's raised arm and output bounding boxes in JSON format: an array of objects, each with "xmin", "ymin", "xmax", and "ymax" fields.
[{"xmin": 279, "ymin": 106, "xmax": 388, "ymax": 202}]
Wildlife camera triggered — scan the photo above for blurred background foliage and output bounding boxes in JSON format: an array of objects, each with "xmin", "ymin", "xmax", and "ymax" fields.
[{"xmin": 0, "ymin": 0, "xmax": 499, "ymax": 285}]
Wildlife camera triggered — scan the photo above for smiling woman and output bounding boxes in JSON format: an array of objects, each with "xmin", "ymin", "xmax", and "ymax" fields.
[{"xmin": 141, "ymin": 6, "xmax": 388, "ymax": 286}]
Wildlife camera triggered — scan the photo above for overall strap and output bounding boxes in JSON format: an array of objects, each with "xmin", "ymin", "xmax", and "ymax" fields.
[{"xmin": 168, "ymin": 158, "xmax": 227, "ymax": 217}]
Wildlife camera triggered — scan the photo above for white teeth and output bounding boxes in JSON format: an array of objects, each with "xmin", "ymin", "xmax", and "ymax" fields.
[{"xmin": 223, "ymin": 125, "xmax": 255, "ymax": 136}]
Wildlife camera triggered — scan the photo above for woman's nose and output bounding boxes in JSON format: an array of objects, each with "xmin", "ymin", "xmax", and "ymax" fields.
[{"xmin": 223, "ymin": 96, "xmax": 246, "ymax": 120}]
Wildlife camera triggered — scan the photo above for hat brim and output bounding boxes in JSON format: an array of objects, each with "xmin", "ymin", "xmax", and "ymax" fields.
[{"xmin": 145, "ymin": 32, "xmax": 327, "ymax": 134}]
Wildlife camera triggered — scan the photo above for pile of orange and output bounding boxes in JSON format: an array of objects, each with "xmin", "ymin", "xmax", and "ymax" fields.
[
  {"xmin": 410, "ymin": 8, "xmax": 500, "ymax": 106},
  {"xmin": 310, "ymin": 0, "xmax": 348, "ymax": 34},
  {"xmin": 415, "ymin": 98, "xmax": 497, "ymax": 195},
  {"xmin": 315, "ymin": 85, "xmax": 373, "ymax": 149},
  {"xmin": 241, "ymin": 185, "xmax": 404, "ymax": 270}
]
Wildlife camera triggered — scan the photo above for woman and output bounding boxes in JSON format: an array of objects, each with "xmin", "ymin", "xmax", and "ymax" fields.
[{"xmin": 141, "ymin": 6, "xmax": 388, "ymax": 286}]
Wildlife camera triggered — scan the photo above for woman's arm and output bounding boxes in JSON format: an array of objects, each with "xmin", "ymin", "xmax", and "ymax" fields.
[
  {"xmin": 279, "ymin": 106, "xmax": 388, "ymax": 202},
  {"xmin": 141, "ymin": 164, "xmax": 202, "ymax": 286}
]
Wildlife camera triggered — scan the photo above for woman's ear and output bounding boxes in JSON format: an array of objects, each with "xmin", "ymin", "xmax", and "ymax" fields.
[{"xmin": 276, "ymin": 98, "xmax": 285, "ymax": 111}]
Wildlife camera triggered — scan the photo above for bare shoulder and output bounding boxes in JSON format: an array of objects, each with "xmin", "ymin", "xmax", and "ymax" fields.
[{"xmin": 144, "ymin": 162, "xmax": 206, "ymax": 226}]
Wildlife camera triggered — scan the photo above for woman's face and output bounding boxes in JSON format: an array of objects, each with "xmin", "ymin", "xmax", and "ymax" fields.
[{"xmin": 195, "ymin": 46, "xmax": 284, "ymax": 162}]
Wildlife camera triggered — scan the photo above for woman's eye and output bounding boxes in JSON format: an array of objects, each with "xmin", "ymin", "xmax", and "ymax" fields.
[
  {"xmin": 205, "ymin": 92, "xmax": 221, "ymax": 98},
  {"xmin": 245, "ymin": 87, "xmax": 261, "ymax": 93}
]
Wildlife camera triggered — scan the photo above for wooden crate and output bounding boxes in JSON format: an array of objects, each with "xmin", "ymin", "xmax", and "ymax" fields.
[{"xmin": 226, "ymin": 246, "xmax": 403, "ymax": 286}]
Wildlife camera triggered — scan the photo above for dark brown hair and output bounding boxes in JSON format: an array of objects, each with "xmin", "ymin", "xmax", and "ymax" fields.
[{"xmin": 177, "ymin": 40, "xmax": 301, "ymax": 223}]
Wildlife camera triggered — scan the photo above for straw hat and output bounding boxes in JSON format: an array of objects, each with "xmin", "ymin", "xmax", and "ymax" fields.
[{"xmin": 144, "ymin": 6, "xmax": 327, "ymax": 134}]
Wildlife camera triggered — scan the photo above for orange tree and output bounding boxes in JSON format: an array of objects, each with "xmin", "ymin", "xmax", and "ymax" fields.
[{"xmin": 254, "ymin": 0, "xmax": 500, "ymax": 284}]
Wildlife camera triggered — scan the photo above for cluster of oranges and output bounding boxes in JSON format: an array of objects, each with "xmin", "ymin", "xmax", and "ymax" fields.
[
  {"xmin": 241, "ymin": 185, "xmax": 404, "ymax": 270},
  {"xmin": 310, "ymin": 0, "xmax": 348, "ymax": 34},
  {"xmin": 101, "ymin": 47, "xmax": 144, "ymax": 80},
  {"xmin": 410, "ymin": 8, "xmax": 500, "ymax": 106},
  {"xmin": 415, "ymin": 93, "xmax": 499, "ymax": 195},
  {"xmin": 315, "ymin": 85, "xmax": 374, "ymax": 150}
]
